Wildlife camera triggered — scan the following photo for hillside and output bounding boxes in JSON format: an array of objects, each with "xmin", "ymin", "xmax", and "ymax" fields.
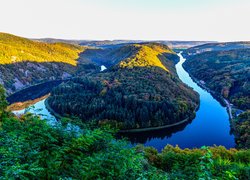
[
  {"xmin": 117, "ymin": 43, "xmax": 175, "ymax": 72},
  {"xmin": 80, "ymin": 45, "xmax": 139, "ymax": 67},
  {"xmin": 183, "ymin": 49, "xmax": 250, "ymax": 110},
  {"xmin": 48, "ymin": 43, "xmax": 199, "ymax": 130},
  {"xmin": 0, "ymin": 33, "xmax": 98, "ymax": 94},
  {"xmin": 0, "ymin": 32, "xmax": 83, "ymax": 65},
  {"xmin": 234, "ymin": 110, "xmax": 250, "ymax": 148},
  {"xmin": 80, "ymin": 43, "xmax": 179, "ymax": 71}
]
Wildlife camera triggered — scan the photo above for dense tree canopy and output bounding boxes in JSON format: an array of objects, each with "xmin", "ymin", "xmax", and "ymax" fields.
[
  {"xmin": 234, "ymin": 110, "xmax": 250, "ymax": 149},
  {"xmin": 143, "ymin": 145, "xmax": 250, "ymax": 179},
  {"xmin": 0, "ymin": 85, "xmax": 8, "ymax": 118},
  {"xmin": 183, "ymin": 48, "xmax": 250, "ymax": 110},
  {"xmin": 48, "ymin": 67, "xmax": 198, "ymax": 129},
  {"xmin": 48, "ymin": 43, "xmax": 199, "ymax": 129}
]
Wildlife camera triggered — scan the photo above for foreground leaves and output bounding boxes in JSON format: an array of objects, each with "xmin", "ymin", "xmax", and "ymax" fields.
[{"xmin": 0, "ymin": 113, "xmax": 167, "ymax": 179}]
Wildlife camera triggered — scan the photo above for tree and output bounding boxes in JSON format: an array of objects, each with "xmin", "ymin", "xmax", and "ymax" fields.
[
  {"xmin": 0, "ymin": 85, "xmax": 8, "ymax": 118},
  {"xmin": 0, "ymin": 113, "xmax": 167, "ymax": 179}
]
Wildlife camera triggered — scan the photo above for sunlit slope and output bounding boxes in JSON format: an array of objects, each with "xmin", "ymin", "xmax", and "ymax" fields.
[
  {"xmin": 119, "ymin": 43, "xmax": 176, "ymax": 72},
  {"xmin": 0, "ymin": 33, "xmax": 84, "ymax": 65}
]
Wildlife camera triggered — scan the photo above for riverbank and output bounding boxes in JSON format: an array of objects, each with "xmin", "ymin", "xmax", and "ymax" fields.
[
  {"xmin": 119, "ymin": 117, "xmax": 191, "ymax": 133},
  {"xmin": 183, "ymin": 68, "xmax": 238, "ymax": 126},
  {"xmin": 181, "ymin": 55, "xmax": 249, "ymax": 148},
  {"xmin": 44, "ymin": 98, "xmax": 65, "ymax": 120},
  {"xmin": 7, "ymin": 79, "xmax": 67, "ymax": 104},
  {"xmin": 183, "ymin": 67, "xmax": 246, "ymax": 120},
  {"xmin": 183, "ymin": 67, "xmax": 235, "ymax": 118},
  {"xmin": 8, "ymin": 94, "xmax": 49, "ymax": 111}
]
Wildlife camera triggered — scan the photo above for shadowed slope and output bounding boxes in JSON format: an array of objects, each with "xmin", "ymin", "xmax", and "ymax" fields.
[{"xmin": 0, "ymin": 33, "xmax": 98, "ymax": 94}]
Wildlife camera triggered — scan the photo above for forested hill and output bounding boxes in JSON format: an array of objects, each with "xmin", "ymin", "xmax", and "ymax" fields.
[
  {"xmin": 80, "ymin": 43, "xmax": 179, "ymax": 72},
  {"xmin": 116, "ymin": 43, "xmax": 176, "ymax": 72},
  {"xmin": 183, "ymin": 48, "xmax": 250, "ymax": 110},
  {"xmin": 48, "ymin": 43, "xmax": 199, "ymax": 130},
  {"xmin": 0, "ymin": 32, "xmax": 84, "ymax": 65},
  {"xmin": 0, "ymin": 33, "xmax": 98, "ymax": 95}
]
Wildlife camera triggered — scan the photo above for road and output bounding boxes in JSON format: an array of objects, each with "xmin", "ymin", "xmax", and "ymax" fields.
[{"xmin": 224, "ymin": 98, "xmax": 233, "ymax": 119}]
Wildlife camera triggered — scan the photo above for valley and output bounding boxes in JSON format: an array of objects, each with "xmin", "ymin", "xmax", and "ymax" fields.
[
  {"xmin": 1, "ymin": 0, "xmax": 249, "ymax": 178},
  {"xmin": 1, "ymin": 33, "xmax": 249, "ymax": 179},
  {"xmin": 3, "ymin": 34, "xmax": 248, "ymax": 150},
  {"xmin": 8, "ymin": 49, "xmax": 235, "ymax": 150}
]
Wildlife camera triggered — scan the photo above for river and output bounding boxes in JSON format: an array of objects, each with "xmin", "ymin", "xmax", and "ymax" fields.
[
  {"xmin": 120, "ymin": 53, "xmax": 235, "ymax": 150},
  {"xmin": 12, "ymin": 56, "xmax": 235, "ymax": 151}
]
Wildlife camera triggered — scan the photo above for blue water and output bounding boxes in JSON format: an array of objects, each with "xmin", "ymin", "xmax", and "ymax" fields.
[
  {"xmin": 13, "ymin": 99, "xmax": 81, "ymax": 132},
  {"xmin": 13, "ymin": 99, "xmax": 57, "ymax": 125},
  {"xmin": 123, "ymin": 53, "xmax": 235, "ymax": 151}
]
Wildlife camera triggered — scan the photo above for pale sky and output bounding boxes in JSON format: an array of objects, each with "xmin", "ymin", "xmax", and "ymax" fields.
[{"xmin": 0, "ymin": 0, "xmax": 250, "ymax": 41}]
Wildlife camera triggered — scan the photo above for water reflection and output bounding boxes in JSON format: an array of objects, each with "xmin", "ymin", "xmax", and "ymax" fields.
[{"xmin": 118, "ymin": 119, "xmax": 192, "ymax": 144}]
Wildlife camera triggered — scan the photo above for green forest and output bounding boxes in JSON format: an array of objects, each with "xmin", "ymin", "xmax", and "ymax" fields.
[
  {"xmin": 0, "ymin": 85, "xmax": 249, "ymax": 179},
  {"xmin": 233, "ymin": 110, "xmax": 250, "ymax": 149},
  {"xmin": 183, "ymin": 49, "xmax": 250, "ymax": 110},
  {"xmin": 48, "ymin": 43, "xmax": 199, "ymax": 130}
]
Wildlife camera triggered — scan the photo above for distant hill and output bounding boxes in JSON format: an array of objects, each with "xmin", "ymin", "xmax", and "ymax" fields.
[
  {"xmin": 48, "ymin": 43, "xmax": 199, "ymax": 130},
  {"xmin": 0, "ymin": 33, "xmax": 98, "ymax": 94},
  {"xmin": 35, "ymin": 37, "xmax": 212, "ymax": 49},
  {"xmin": 157, "ymin": 41, "xmax": 216, "ymax": 49},
  {"xmin": 183, "ymin": 41, "xmax": 250, "ymax": 56},
  {"xmin": 32, "ymin": 38, "xmax": 86, "ymax": 45}
]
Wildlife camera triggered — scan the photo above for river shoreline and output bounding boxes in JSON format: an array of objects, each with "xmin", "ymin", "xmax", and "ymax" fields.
[
  {"xmin": 44, "ymin": 98, "xmax": 64, "ymax": 120},
  {"xmin": 183, "ymin": 66, "xmax": 237, "ymax": 122},
  {"xmin": 119, "ymin": 117, "xmax": 191, "ymax": 133},
  {"xmin": 7, "ymin": 79, "xmax": 67, "ymax": 96},
  {"xmin": 7, "ymin": 79, "xmax": 67, "ymax": 104},
  {"xmin": 181, "ymin": 55, "xmax": 247, "ymax": 148},
  {"xmin": 182, "ymin": 66, "xmax": 236, "ymax": 118},
  {"xmin": 8, "ymin": 94, "xmax": 49, "ymax": 111}
]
